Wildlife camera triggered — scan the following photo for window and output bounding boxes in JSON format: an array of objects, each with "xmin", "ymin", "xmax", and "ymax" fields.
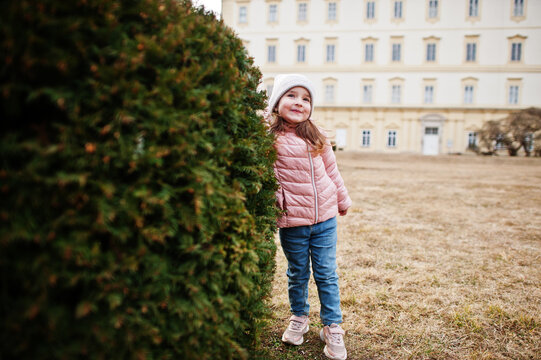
[
  {"xmin": 394, "ymin": 1, "xmax": 403, "ymax": 19},
  {"xmin": 324, "ymin": 78, "xmax": 337, "ymax": 103},
  {"xmin": 295, "ymin": 38, "xmax": 309, "ymax": 64},
  {"xmin": 391, "ymin": 85, "xmax": 401, "ymax": 103},
  {"xmin": 365, "ymin": 44, "xmax": 374, "ymax": 62},
  {"xmin": 328, "ymin": 2, "xmax": 337, "ymax": 21},
  {"xmin": 362, "ymin": 130, "xmax": 371, "ymax": 147},
  {"xmin": 462, "ymin": 77, "xmax": 478, "ymax": 105},
  {"xmin": 390, "ymin": 77, "xmax": 404, "ymax": 104},
  {"xmin": 495, "ymin": 134, "xmax": 506, "ymax": 150},
  {"xmin": 424, "ymin": 85, "xmax": 434, "ymax": 104},
  {"xmin": 387, "ymin": 130, "xmax": 397, "ymax": 147},
  {"xmin": 507, "ymin": 79, "xmax": 522, "ymax": 105},
  {"xmin": 325, "ymin": 39, "xmax": 337, "ymax": 63},
  {"xmin": 425, "ymin": 127, "xmax": 438, "ymax": 135},
  {"xmin": 326, "ymin": 44, "xmax": 335, "ymax": 63},
  {"xmin": 325, "ymin": 84, "xmax": 335, "ymax": 103},
  {"xmin": 468, "ymin": 0, "xmax": 479, "ymax": 17},
  {"xmin": 268, "ymin": 4, "xmax": 277, "ymax": 23},
  {"xmin": 363, "ymin": 84, "xmax": 373, "ymax": 103},
  {"xmin": 464, "ymin": 35, "xmax": 479, "ymax": 63},
  {"xmin": 366, "ymin": 1, "xmax": 375, "ymax": 19},
  {"xmin": 267, "ymin": 43, "xmax": 277, "ymax": 63},
  {"xmin": 423, "ymin": 79, "xmax": 436, "ymax": 104},
  {"xmin": 428, "ymin": 0, "xmax": 438, "ymax": 19},
  {"xmin": 423, "ymin": 36, "xmax": 440, "ymax": 64},
  {"xmin": 264, "ymin": 78, "xmax": 274, "ymax": 96},
  {"xmin": 464, "ymin": 85, "xmax": 474, "ymax": 104},
  {"xmin": 466, "ymin": 43, "xmax": 476, "ymax": 61},
  {"xmin": 513, "ymin": 0, "xmax": 524, "ymax": 17},
  {"xmin": 239, "ymin": 6, "xmax": 247, "ymax": 24},
  {"xmin": 508, "ymin": 35, "xmax": 526, "ymax": 63},
  {"xmin": 426, "ymin": 43, "xmax": 436, "ymax": 62},
  {"xmin": 525, "ymin": 133, "xmax": 534, "ymax": 152},
  {"xmin": 362, "ymin": 37, "xmax": 377, "ymax": 63},
  {"xmin": 297, "ymin": 44, "xmax": 307, "ymax": 64},
  {"xmin": 508, "ymin": 85, "xmax": 519, "ymax": 104},
  {"xmin": 468, "ymin": 132, "xmax": 478, "ymax": 148},
  {"xmin": 298, "ymin": 3, "xmax": 308, "ymax": 22},
  {"xmin": 392, "ymin": 43, "xmax": 401, "ymax": 62},
  {"xmin": 511, "ymin": 42, "xmax": 522, "ymax": 61}
]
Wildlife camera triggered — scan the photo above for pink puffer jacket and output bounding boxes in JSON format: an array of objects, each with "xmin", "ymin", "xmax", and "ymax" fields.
[{"xmin": 274, "ymin": 128, "xmax": 352, "ymax": 228}]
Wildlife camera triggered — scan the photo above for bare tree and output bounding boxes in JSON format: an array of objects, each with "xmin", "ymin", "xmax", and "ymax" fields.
[
  {"xmin": 477, "ymin": 107, "xmax": 541, "ymax": 157},
  {"xmin": 504, "ymin": 107, "xmax": 541, "ymax": 156},
  {"xmin": 477, "ymin": 119, "xmax": 505, "ymax": 155}
]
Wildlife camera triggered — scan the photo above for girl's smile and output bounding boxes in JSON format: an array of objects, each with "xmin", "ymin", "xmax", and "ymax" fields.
[{"xmin": 277, "ymin": 86, "xmax": 311, "ymax": 125}]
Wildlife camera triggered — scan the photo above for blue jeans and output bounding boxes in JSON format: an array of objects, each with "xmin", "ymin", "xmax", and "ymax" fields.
[{"xmin": 279, "ymin": 217, "xmax": 342, "ymax": 326}]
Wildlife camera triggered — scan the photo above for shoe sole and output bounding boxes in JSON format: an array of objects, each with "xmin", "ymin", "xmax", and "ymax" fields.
[
  {"xmin": 281, "ymin": 325, "xmax": 309, "ymax": 346},
  {"xmin": 320, "ymin": 329, "xmax": 347, "ymax": 360}
]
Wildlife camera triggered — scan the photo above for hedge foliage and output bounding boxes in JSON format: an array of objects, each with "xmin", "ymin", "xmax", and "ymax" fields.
[{"xmin": 0, "ymin": 0, "xmax": 278, "ymax": 359}]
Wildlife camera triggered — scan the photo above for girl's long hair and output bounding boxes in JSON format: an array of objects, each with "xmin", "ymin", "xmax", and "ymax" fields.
[{"xmin": 269, "ymin": 110, "xmax": 327, "ymax": 155}]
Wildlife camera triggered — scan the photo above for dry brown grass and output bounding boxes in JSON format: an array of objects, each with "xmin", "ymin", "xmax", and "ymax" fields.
[{"xmin": 255, "ymin": 152, "xmax": 541, "ymax": 360}]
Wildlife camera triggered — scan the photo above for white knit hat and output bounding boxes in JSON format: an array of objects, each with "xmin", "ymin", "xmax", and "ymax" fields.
[{"xmin": 267, "ymin": 74, "xmax": 315, "ymax": 118}]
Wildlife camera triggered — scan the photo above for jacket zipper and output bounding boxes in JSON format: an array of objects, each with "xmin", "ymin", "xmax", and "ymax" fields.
[{"xmin": 308, "ymin": 149, "xmax": 318, "ymax": 224}]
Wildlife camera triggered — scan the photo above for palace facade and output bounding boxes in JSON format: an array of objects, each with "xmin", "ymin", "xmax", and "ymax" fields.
[{"xmin": 222, "ymin": 0, "xmax": 541, "ymax": 154}]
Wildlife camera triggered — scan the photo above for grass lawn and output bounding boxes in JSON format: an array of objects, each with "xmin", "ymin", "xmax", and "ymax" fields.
[{"xmin": 255, "ymin": 152, "xmax": 541, "ymax": 360}]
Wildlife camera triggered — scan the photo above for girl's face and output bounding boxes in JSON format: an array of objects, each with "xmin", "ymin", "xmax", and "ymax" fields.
[{"xmin": 276, "ymin": 86, "xmax": 311, "ymax": 125}]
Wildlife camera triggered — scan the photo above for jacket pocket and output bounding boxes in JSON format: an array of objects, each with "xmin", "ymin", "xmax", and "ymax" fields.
[
  {"xmin": 281, "ymin": 187, "xmax": 287, "ymax": 211},
  {"xmin": 276, "ymin": 187, "xmax": 287, "ymax": 211}
]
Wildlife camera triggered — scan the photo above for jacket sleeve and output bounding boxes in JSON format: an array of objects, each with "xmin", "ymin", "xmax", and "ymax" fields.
[{"xmin": 321, "ymin": 142, "xmax": 352, "ymax": 212}]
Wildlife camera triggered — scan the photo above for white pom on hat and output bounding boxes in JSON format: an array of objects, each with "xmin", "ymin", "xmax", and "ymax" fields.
[{"xmin": 267, "ymin": 74, "xmax": 315, "ymax": 118}]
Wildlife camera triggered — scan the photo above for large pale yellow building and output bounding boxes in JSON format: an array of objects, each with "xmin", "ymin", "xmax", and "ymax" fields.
[{"xmin": 222, "ymin": 0, "xmax": 541, "ymax": 154}]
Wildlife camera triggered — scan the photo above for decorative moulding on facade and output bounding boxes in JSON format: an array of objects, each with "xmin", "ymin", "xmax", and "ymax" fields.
[
  {"xmin": 463, "ymin": 35, "xmax": 480, "ymax": 64},
  {"xmin": 258, "ymin": 64, "xmax": 541, "ymax": 74},
  {"xmin": 361, "ymin": 37, "xmax": 378, "ymax": 64},
  {"xmin": 390, "ymin": 36, "xmax": 404, "ymax": 65},
  {"xmin": 360, "ymin": 122, "xmax": 374, "ymax": 129},
  {"xmin": 507, "ymin": 34, "xmax": 527, "ymax": 64},
  {"xmin": 420, "ymin": 114, "xmax": 446, "ymax": 136},
  {"xmin": 423, "ymin": 36, "xmax": 441, "ymax": 65},
  {"xmin": 294, "ymin": 38, "xmax": 310, "ymax": 65},
  {"xmin": 324, "ymin": 37, "xmax": 338, "ymax": 64}
]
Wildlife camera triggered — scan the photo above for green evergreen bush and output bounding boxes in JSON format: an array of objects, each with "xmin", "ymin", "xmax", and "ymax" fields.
[{"xmin": 0, "ymin": 0, "xmax": 278, "ymax": 358}]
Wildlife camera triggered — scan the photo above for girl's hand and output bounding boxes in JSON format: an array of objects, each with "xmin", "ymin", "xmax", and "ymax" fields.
[{"xmin": 339, "ymin": 209, "xmax": 348, "ymax": 216}]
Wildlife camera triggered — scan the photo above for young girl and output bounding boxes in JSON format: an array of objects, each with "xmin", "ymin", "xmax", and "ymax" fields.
[{"xmin": 266, "ymin": 74, "xmax": 352, "ymax": 360}]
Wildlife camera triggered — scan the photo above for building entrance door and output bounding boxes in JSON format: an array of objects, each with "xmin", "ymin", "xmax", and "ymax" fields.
[{"xmin": 423, "ymin": 127, "xmax": 439, "ymax": 155}]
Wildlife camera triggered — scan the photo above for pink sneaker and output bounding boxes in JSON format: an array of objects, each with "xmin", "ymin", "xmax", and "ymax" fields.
[
  {"xmin": 320, "ymin": 324, "xmax": 347, "ymax": 360},
  {"xmin": 281, "ymin": 315, "xmax": 309, "ymax": 345}
]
